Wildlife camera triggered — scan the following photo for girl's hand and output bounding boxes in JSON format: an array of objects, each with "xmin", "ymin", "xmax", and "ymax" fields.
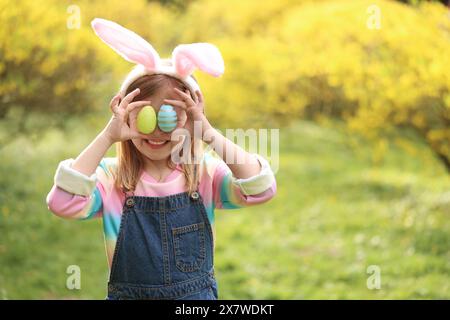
[
  {"xmin": 102, "ymin": 89, "xmax": 149, "ymax": 143},
  {"xmin": 164, "ymin": 88, "xmax": 211, "ymax": 135}
]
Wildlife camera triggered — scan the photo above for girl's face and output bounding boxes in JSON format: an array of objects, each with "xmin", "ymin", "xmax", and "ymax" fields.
[{"xmin": 129, "ymin": 86, "xmax": 188, "ymax": 162}]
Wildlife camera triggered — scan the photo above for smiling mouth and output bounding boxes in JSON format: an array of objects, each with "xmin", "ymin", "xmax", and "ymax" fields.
[{"xmin": 145, "ymin": 139, "xmax": 169, "ymax": 149}]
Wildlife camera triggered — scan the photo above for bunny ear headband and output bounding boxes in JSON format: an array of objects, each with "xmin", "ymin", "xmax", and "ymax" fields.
[{"xmin": 91, "ymin": 18, "xmax": 225, "ymax": 98}]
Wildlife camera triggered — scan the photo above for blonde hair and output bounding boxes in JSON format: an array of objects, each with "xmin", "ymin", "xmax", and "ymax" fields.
[{"xmin": 113, "ymin": 72, "xmax": 203, "ymax": 196}]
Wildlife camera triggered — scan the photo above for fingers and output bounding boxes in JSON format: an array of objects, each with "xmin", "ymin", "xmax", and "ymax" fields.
[
  {"xmin": 173, "ymin": 87, "xmax": 190, "ymax": 99},
  {"xmin": 126, "ymin": 100, "xmax": 152, "ymax": 114},
  {"xmin": 163, "ymin": 97, "xmax": 188, "ymax": 128},
  {"xmin": 195, "ymin": 90, "xmax": 205, "ymax": 115},
  {"xmin": 109, "ymin": 94, "xmax": 121, "ymax": 113},
  {"xmin": 176, "ymin": 107, "xmax": 188, "ymax": 128},
  {"xmin": 124, "ymin": 100, "xmax": 151, "ymax": 122},
  {"xmin": 119, "ymin": 88, "xmax": 140, "ymax": 110},
  {"xmin": 195, "ymin": 90, "xmax": 203, "ymax": 104},
  {"xmin": 193, "ymin": 91, "xmax": 199, "ymax": 104},
  {"xmin": 164, "ymin": 99, "xmax": 187, "ymax": 110},
  {"xmin": 109, "ymin": 94, "xmax": 120, "ymax": 106},
  {"xmin": 173, "ymin": 87, "xmax": 195, "ymax": 107},
  {"xmin": 125, "ymin": 122, "xmax": 151, "ymax": 140}
]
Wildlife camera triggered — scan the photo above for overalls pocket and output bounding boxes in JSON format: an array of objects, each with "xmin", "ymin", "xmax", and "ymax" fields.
[{"xmin": 172, "ymin": 222, "xmax": 206, "ymax": 272}]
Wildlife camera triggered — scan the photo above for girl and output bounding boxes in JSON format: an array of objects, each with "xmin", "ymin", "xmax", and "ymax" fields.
[{"xmin": 46, "ymin": 18, "xmax": 276, "ymax": 300}]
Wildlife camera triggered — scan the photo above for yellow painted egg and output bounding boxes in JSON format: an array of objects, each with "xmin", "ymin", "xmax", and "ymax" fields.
[{"xmin": 136, "ymin": 105, "xmax": 157, "ymax": 134}]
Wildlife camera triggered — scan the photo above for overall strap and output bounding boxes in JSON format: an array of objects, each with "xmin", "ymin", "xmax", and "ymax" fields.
[
  {"xmin": 187, "ymin": 163, "xmax": 200, "ymax": 200},
  {"xmin": 122, "ymin": 187, "xmax": 135, "ymax": 208}
]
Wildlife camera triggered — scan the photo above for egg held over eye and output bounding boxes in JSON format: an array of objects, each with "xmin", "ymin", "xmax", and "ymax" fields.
[
  {"xmin": 157, "ymin": 104, "xmax": 178, "ymax": 132},
  {"xmin": 136, "ymin": 105, "xmax": 157, "ymax": 134}
]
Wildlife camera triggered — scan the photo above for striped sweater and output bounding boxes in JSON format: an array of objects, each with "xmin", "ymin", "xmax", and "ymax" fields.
[{"xmin": 46, "ymin": 152, "xmax": 276, "ymax": 268}]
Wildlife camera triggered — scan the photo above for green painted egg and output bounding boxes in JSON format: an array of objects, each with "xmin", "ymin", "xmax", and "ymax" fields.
[{"xmin": 137, "ymin": 105, "xmax": 157, "ymax": 134}]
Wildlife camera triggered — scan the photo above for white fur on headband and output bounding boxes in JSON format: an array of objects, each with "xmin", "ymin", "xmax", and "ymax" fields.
[
  {"xmin": 118, "ymin": 63, "xmax": 201, "ymax": 98},
  {"xmin": 91, "ymin": 18, "xmax": 224, "ymax": 98}
]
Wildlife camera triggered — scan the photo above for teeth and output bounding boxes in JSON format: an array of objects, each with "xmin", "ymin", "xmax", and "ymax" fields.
[{"xmin": 147, "ymin": 139, "xmax": 166, "ymax": 145}]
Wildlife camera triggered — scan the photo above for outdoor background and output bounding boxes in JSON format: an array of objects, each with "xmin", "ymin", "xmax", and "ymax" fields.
[{"xmin": 0, "ymin": 0, "xmax": 449, "ymax": 299}]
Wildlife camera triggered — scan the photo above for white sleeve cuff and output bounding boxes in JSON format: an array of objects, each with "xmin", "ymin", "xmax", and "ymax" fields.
[
  {"xmin": 54, "ymin": 159, "xmax": 98, "ymax": 196},
  {"xmin": 232, "ymin": 154, "xmax": 276, "ymax": 196}
]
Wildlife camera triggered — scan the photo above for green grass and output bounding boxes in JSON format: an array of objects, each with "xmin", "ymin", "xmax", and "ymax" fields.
[{"xmin": 0, "ymin": 119, "xmax": 448, "ymax": 299}]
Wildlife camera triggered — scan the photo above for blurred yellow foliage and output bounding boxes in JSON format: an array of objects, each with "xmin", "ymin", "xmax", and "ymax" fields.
[
  {"xmin": 172, "ymin": 0, "xmax": 450, "ymax": 167},
  {"xmin": 1, "ymin": 0, "xmax": 449, "ymax": 167}
]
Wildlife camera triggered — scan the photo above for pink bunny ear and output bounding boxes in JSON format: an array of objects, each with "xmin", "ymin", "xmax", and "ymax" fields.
[
  {"xmin": 172, "ymin": 43, "xmax": 225, "ymax": 78},
  {"xmin": 91, "ymin": 18, "xmax": 160, "ymax": 70}
]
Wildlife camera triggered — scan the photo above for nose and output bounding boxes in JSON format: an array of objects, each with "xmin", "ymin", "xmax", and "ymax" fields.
[
  {"xmin": 153, "ymin": 126, "xmax": 164, "ymax": 136},
  {"xmin": 143, "ymin": 126, "xmax": 170, "ymax": 140}
]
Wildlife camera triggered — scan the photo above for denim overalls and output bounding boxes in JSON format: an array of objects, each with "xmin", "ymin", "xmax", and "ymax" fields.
[{"xmin": 107, "ymin": 189, "xmax": 218, "ymax": 300}]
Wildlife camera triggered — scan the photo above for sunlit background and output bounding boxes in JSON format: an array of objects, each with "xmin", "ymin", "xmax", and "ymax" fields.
[{"xmin": 0, "ymin": 0, "xmax": 449, "ymax": 299}]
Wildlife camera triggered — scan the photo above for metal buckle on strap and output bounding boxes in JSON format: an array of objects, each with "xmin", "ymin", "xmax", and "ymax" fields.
[
  {"xmin": 125, "ymin": 198, "xmax": 135, "ymax": 207},
  {"xmin": 190, "ymin": 191, "xmax": 199, "ymax": 200}
]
